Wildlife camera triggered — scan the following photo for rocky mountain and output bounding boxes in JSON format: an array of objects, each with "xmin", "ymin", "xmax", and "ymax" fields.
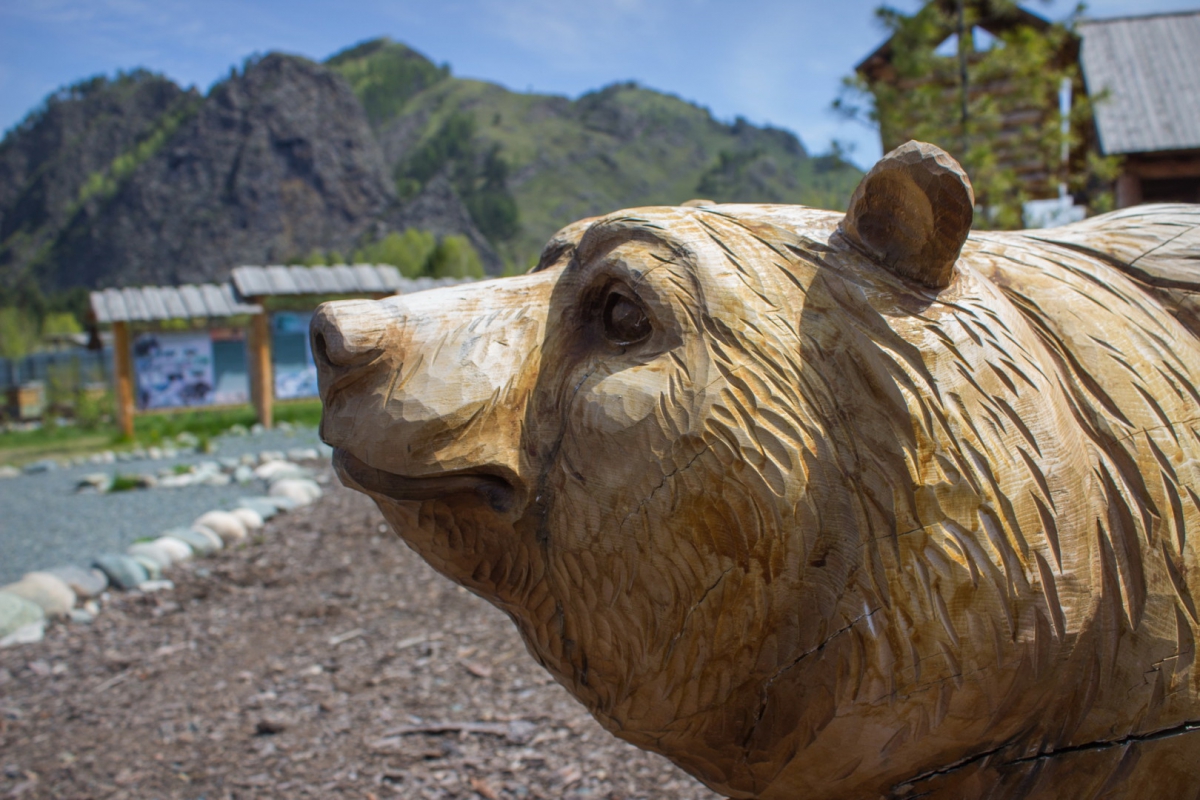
[
  {"xmin": 0, "ymin": 71, "xmax": 191, "ymax": 288},
  {"xmin": 1, "ymin": 55, "xmax": 396, "ymax": 291},
  {"xmin": 0, "ymin": 38, "xmax": 862, "ymax": 292}
]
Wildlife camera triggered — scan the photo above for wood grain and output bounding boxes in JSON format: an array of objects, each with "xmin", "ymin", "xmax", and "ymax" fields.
[{"xmin": 314, "ymin": 141, "xmax": 1200, "ymax": 799}]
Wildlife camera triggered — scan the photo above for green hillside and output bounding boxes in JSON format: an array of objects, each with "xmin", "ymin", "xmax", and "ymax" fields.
[{"xmin": 329, "ymin": 39, "xmax": 862, "ymax": 270}]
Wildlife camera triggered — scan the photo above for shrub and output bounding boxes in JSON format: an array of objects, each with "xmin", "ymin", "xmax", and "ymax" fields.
[
  {"xmin": 354, "ymin": 229, "xmax": 437, "ymax": 277},
  {"xmin": 428, "ymin": 235, "xmax": 485, "ymax": 279},
  {"xmin": 109, "ymin": 474, "xmax": 143, "ymax": 492}
]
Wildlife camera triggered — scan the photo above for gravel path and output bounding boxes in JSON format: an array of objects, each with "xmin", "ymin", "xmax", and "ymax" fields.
[
  {"xmin": 0, "ymin": 478, "xmax": 721, "ymax": 799},
  {"xmin": 0, "ymin": 427, "xmax": 324, "ymax": 584}
]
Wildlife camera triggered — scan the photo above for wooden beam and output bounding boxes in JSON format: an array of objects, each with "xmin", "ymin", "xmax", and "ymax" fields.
[
  {"xmin": 1123, "ymin": 153, "xmax": 1200, "ymax": 180},
  {"xmin": 1116, "ymin": 172, "xmax": 1142, "ymax": 208},
  {"xmin": 111, "ymin": 320, "xmax": 135, "ymax": 439},
  {"xmin": 248, "ymin": 306, "xmax": 273, "ymax": 429}
]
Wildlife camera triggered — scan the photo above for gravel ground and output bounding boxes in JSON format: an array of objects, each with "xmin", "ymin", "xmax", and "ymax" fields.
[
  {"xmin": 0, "ymin": 427, "xmax": 324, "ymax": 584},
  {"xmin": 0, "ymin": 474, "xmax": 722, "ymax": 800}
]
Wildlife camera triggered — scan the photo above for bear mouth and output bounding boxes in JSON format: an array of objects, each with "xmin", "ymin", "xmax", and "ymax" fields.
[{"xmin": 332, "ymin": 448, "xmax": 517, "ymax": 513}]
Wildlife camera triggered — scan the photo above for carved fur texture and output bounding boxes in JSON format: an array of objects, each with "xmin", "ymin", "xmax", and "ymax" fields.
[{"xmin": 314, "ymin": 146, "xmax": 1200, "ymax": 799}]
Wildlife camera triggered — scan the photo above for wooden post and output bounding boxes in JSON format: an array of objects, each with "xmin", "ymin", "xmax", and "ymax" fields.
[
  {"xmin": 248, "ymin": 305, "xmax": 273, "ymax": 429},
  {"xmin": 1115, "ymin": 171, "xmax": 1142, "ymax": 209},
  {"xmin": 111, "ymin": 320, "xmax": 135, "ymax": 439}
]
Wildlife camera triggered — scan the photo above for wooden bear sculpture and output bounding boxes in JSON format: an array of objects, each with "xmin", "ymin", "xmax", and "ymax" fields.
[{"xmin": 313, "ymin": 141, "xmax": 1200, "ymax": 799}]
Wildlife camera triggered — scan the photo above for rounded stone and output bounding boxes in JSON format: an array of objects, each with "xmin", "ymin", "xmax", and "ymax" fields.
[
  {"xmin": 162, "ymin": 526, "xmax": 223, "ymax": 556},
  {"xmin": 93, "ymin": 554, "xmax": 150, "ymax": 590},
  {"xmin": 255, "ymin": 461, "xmax": 309, "ymax": 482},
  {"xmin": 236, "ymin": 497, "xmax": 281, "ymax": 520},
  {"xmin": 270, "ymin": 478, "xmax": 322, "ymax": 506},
  {"xmin": 130, "ymin": 537, "xmax": 192, "ymax": 567},
  {"xmin": 127, "ymin": 541, "xmax": 172, "ymax": 569},
  {"xmin": 193, "ymin": 511, "xmax": 248, "ymax": 544},
  {"xmin": 130, "ymin": 554, "xmax": 163, "ymax": 580},
  {"xmin": 153, "ymin": 536, "xmax": 193, "ymax": 562},
  {"xmin": 230, "ymin": 507, "xmax": 264, "ymax": 531},
  {"xmin": 0, "ymin": 591, "xmax": 45, "ymax": 644},
  {"xmin": 45, "ymin": 566, "xmax": 108, "ymax": 598},
  {"xmin": 3, "ymin": 573, "xmax": 76, "ymax": 617}
]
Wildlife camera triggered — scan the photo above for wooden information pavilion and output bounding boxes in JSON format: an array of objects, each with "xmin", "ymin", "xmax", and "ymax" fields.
[
  {"xmin": 89, "ymin": 284, "xmax": 262, "ymax": 439},
  {"xmin": 90, "ymin": 265, "xmax": 470, "ymax": 437}
]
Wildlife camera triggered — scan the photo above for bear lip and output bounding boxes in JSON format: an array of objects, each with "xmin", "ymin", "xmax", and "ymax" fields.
[{"xmin": 332, "ymin": 448, "xmax": 517, "ymax": 513}]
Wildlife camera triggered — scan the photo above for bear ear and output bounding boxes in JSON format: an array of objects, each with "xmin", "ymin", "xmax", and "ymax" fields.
[{"xmin": 839, "ymin": 140, "xmax": 974, "ymax": 290}]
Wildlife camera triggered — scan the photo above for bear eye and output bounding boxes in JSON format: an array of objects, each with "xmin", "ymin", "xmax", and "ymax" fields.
[{"xmin": 602, "ymin": 290, "xmax": 652, "ymax": 345}]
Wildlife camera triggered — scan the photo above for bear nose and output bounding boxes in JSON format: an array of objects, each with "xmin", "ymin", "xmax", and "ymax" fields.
[{"xmin": 311, "ymin": 300, "xmax": 393, "ymax": 389}]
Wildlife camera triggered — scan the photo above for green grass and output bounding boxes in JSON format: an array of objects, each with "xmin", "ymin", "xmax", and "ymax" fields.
[
  {"xmin": 0, "ymin": 431, "xmax": 116, "ymax": 467},
  {"xmin": 0, "ymin": 399, "xmax": 324, "ymax": 466},
  {"xmin": 129, "ymin": 399, "xmax": 322, "ymax": 444},
  {"xmin": 108, "ymin": 474, "xmax": 143, "ymax": 492},
  {"xmin": 275, "ymin": 400, "xmax": 325, "ymax": 428}
]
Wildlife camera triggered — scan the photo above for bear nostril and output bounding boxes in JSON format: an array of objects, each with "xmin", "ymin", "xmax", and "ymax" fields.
[
  {"xmin": 312, "ymin": 329, "xmax": 330, "ymax": 367},
  {"xmin": 311, "ymin": 299, "xmax": 390, "ymax": 373}
]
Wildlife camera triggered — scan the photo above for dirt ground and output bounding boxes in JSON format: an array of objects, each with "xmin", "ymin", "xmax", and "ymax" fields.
[{"xmin": 0, "ymin": 472, "xmax": 722, "ymax": 800}]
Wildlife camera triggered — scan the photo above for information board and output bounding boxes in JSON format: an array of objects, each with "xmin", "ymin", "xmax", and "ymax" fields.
[
  {"xmin": 273, "ymin": 312, "xmax": 319, "ymax": 399},
  {"xmin": 134, "ymin": 332, "xmax": 215, "ymax": 409}
]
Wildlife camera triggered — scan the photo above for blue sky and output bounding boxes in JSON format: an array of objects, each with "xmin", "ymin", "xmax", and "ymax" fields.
[{"xmin": 1, "ymin": 0, "xmax": 1194, "ymax": 168}]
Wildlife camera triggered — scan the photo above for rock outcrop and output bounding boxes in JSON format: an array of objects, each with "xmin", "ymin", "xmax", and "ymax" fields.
[{"xmin": 48, "ymin": 54, "xmax": 395, "ymax": 288}]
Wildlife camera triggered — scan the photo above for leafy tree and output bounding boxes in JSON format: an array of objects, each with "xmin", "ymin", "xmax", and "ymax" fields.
[
  {"xmin": 428, "ymin": 235, "xmax": 485, "ymax": 279},
  {"xmin": 834, "ymin": 1, "xmax": 1121, "ymax": 228},
  {"xmin": 398, "ymin": 113, "xmax": 476, "ymax": 197},
  {"xmin": 41, "ymin": 312, "xmax": 83, "ymax": 337},
  {"xmin": 465, "ymin": 145, "xmax": 521, "ymax": 242},
  {"xmin": 45, "ymin": 286, "xmax": 89, "ymax": 326},
  {"xmin": 0, "ymin": 278, "xmax": 88, "ymax": 345},
  {"xmin": 696, "ymin": 148, "xmax": 767, "ymax": 198},
  {"xmin": 348, "ymin": 229, "xmax": 483, "ymax": 279},
  {"xmin": 0, "ymin": 307, "xmax": 40, "ymax": 360},
  {"xmin": 395, "ymin": 113, "xmax": 521, "ymax": 244},
  {"xmin": 327, "ymin": 39, "xmax": 449, "ymax": 127},
  {"xmin": 297, "ymin": 249, "xmax": 329, "ymax": 267},
  {"xmin": 353, "ymin": 229, "xmax": 438, "ymax": 278}
]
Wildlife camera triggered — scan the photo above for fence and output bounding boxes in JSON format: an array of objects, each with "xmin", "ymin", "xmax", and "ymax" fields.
[
  {"xmin": 1, "ymin": 348, "xmax": 114, "ymax": 422},
  {"xmin": 1, "ymin": 348, "xmax": 113, "ymax": 393}
]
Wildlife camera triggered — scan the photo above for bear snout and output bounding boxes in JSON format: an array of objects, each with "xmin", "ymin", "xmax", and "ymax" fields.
[
  {"xmin": 314, "ymin": 274, "xmax": 555, "ymax": 517},
  {"xmin": 311, "ymin": 299, "xmax": 394, "ymax": 398}
]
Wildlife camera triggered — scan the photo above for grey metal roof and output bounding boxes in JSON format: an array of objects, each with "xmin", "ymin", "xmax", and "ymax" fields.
[
  {"xmin": 1079, "ymin": 11, "xmax": 1200, "ymax": 155},
  {"xmin": 90, "ymin": 284, "xmax": 261, "ymax": 324},
  {"xmin": 230, "ymin": 264, "xmax": 406, "ymax": 298}
]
